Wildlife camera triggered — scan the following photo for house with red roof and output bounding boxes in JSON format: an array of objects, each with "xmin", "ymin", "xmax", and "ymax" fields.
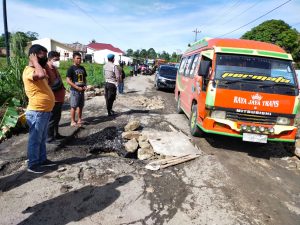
[{"xmin": 86, "ymin": 42, "xmax": 132, "ymax": 65}]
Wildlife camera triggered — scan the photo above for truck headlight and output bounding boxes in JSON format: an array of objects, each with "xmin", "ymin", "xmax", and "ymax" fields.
[
  {"xmin": 276, "ymin": 117, "xmax": 290, "ymax": 125},
  {"xmin": 211, "ymin": 110, "xmax": 226, "ymax": 119}
]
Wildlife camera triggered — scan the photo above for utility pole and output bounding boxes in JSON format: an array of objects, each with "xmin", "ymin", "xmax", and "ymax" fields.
[
  {"xmin": 192, "ymin": 28, "xmax": 201, "ymax": 42},
  {"xmin": 3, "ymin": 0, "xmax": 10, "ymax": 64}
]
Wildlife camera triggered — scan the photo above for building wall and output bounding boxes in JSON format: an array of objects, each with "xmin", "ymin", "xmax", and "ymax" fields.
[
  {"xmin": 32, "ymin": 38, "xmax": 51, "ymax": 52},
  {"xmin": 32, "ymin": 38, "xmax": 74, "ymax": 61},
  {"xmin": 52, "ymin": 43, "xmax": 73, "ymax": 61},
  {"xmin": 87, "ymin": 48, "xmax": 132, "ymax": 65}
]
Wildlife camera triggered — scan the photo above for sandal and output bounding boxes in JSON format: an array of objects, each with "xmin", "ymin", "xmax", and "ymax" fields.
[
  {"xmin": 77, "ymin": 120, "xmax": 87, "ymax": 125},
  {"xmin": 70, "ymin": 122, "xmax": 77, "ymax": 127}
]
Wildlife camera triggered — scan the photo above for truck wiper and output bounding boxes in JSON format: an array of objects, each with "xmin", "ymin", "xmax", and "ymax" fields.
[
  {"xmin": 259, "ymin": 83, "xmax": 296, "ymax": 88},
  {"xmin": 221, "ymin": 78, "xmax": 262, "ymax": 84}
]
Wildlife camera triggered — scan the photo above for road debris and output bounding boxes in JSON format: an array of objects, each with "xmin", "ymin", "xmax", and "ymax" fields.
[
  {"xmin": 124, "ymin": 120, "xmax": 141, "ymax": 132},
  {"xmin": 146, "ymin": 131, "xmax": 200, "ymax": 156},
  {"xmin": 145, "ymin": 154, "xmax": 200, "ymax": 170}
]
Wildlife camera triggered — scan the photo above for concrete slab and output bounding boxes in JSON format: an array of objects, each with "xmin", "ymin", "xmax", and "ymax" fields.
[{"xmin": 145, "ymin": 131, "xmax": 201, "ymax": 156}]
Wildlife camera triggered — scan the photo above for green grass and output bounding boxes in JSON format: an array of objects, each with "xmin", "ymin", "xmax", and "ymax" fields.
[
  {"xmin": 58, "ymin": 61, "xmax": 131, "ymax": 89},
  {"xmin": 0, "ymin": 57, "xmax": 7, "ymax": 68},
  {"xmin": 58, "ymin": 61, "xmax": 104, "ymax": 89}
]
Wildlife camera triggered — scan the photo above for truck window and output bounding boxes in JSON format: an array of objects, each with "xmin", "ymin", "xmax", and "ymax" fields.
[
  {"xmin": 215, "ymin": 54, "xmax": 297, "ymax": 85},
  {"xmin": 179, "ymin": 57, "xmax": 187, "ymax": 75},
  {"xmin": 183, "ymin": 56, "xmax": 193, "ymax": 77},
  {"xmin": 188, "ymin": 54, "xmax": 200, "ymax": 78}
]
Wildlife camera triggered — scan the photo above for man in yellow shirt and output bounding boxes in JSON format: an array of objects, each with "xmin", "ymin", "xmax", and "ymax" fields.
[{"xmin": 23, "ymin": 44, "xmax": 55, "ymax": 173}]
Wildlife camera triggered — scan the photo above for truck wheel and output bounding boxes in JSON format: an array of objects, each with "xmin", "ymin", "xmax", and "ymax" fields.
[
  {"xmin": 283, "ymin": 142, "xmax": 296, "ymax": 153},
  {"xmin": 189, "ymin": 104, "xmax": 203, "ymax": 137},
  {"xmin": 176, "ymin": 95, "xmax": 183, "ymax": 114}
]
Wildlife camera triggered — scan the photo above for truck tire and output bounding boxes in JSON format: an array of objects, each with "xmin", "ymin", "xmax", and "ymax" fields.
[
  {"xmin": 176, "ymin": 94, "xmax": 183, "ymax": 114},
  {"xmin": 189, "ymin": 103, "xmax": 203, "ymax": 137}
]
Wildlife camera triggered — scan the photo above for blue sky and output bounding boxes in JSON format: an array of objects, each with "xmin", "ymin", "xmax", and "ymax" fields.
[{"xmin": 1, "ymin": 0, "xmax": 299, "ymax": 54}]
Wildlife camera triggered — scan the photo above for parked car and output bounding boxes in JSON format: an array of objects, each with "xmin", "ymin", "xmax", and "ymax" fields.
[{"xmin": 154, "ymin": 65, "xmax": 178, "ymax": 90}]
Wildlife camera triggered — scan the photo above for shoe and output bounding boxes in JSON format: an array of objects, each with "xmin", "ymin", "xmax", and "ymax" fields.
[
  {"xmin": 40, "ymin": 159, "xmax": 57, "ymax": 167},
  {"xmin": 55, "ymin": 134, "xmax": 66, "ymax": 139},
  {"xmin": 47, "ymin": 137, "xmax": 55, "ymax": 143},
  {"xmin": 27, "ymin": 165, "xmax": 45, "ymax": 174}
]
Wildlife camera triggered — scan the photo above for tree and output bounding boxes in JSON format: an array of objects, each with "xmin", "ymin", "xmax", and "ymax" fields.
[
  {"xmin": 0, "ymin": 32, "xmax": 11, "ymax": 47},
  {"xmin": 241, "ymin": 20, "xmax": 300, "ymax": 61},
  {"xmin": 0, "ymin": 31, "xmax": 39, "ymax": 49},
  {"xmin": 133, "ymin": 49, "xmax": 140, "ymax": 59},
  {"xmin": 126, "ymin": 49, "xmax": 133, "ymax": 57},
  {"xmin": 147, "ymin": 48, "xmax": 157, "ymax": 59},
  {"xmin": 90, "ymin": 39, "xmax": 96, "ymax": 43},
  {"xmin": 159, "ymin": 51, "xmax": 170, "ymax": 61},
  {"xmin": 170, "ymin": 52, "xmax": 178, "ymax": 62},
  {"xmin": 25, "ymin": 31, "xmax": 38, "ymax": 41},
  {"xmin": 140, "ymin": 49, "xmax": 147, "ymax": 59}
]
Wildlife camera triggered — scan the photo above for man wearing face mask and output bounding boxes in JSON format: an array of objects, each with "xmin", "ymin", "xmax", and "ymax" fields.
[
  {"xmin": 45, "ymin": 51, "xmax": 66, "ymax": 143},
  {"xmin": 22, "ymin": 44, "xmax": 55, "ymax": 173}
]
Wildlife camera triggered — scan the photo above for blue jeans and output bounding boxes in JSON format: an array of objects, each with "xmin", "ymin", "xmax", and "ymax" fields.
[
  {"xmin": 118, "ymin": 82, "xmax": 124, "ymax": 94},
  {"xmin": 25, "ymin": 111, "xmax": 51, "ymax": 168}
]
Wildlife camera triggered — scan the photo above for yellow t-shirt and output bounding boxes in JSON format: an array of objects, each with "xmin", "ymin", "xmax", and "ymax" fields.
[{"xmin": 22, "ymin": 66, "xmax": 55, "ymax": 112}]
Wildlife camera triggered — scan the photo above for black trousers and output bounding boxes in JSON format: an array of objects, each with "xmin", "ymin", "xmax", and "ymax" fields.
[
  {"xmin": 104, "ymin": 82, "xmax": 117, "ymax": 112},
  {"xmin": 48, "ymin": 102, "xmax": 63, "ymax": 138}
]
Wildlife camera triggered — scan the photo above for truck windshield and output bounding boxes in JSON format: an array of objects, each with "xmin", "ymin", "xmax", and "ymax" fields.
[{"xmin": 215, "ymin": 54, "xmax": 297, "ymax": 86}]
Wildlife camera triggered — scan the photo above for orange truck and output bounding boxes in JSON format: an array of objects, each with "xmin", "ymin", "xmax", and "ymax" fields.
[{"xmin": 175, "ymin": 38, "xmax": 299, "ymax": 146}]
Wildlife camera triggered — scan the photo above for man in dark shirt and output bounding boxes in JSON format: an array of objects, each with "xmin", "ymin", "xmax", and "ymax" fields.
[{"xmin": 66, "ymin": 52, "xmax": 87, "ymax": 127}]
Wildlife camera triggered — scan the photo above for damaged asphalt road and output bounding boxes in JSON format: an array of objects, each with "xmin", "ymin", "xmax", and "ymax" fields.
[{"xmin": 0, "ymin": 75, "xmax": 300, "ymax": 225}]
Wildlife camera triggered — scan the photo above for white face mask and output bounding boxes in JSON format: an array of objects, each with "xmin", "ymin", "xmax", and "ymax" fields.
[{"xmin": 52, "ymin": 61, "xmax": 60, "ymax": 68}]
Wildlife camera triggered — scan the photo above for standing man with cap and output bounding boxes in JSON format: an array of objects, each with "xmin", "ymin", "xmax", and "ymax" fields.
[{"xmin": 103, "ymin": 54, "xmax": 121, "ymax": 116}]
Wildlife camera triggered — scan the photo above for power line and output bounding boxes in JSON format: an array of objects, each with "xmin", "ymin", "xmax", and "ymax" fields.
[
  {"xmin": 69, "ymin": 0, "xmax": 122, "ymax": 42},
  {"xmin": 201, "ymin": 0, "xmax": 242, "ymax": 30},
  {"xmin": 217, "ymin": 0, "xmax": 292, "ymax": 38},
  {"xmin": 220, "ymin": 1, "xmax": 261, "ymax": 25}
]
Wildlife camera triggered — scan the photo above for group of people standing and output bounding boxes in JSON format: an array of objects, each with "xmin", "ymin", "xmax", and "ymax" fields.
[{"xmin": 22, "ymin": 44, "xmax": 124, "ymax": 173}]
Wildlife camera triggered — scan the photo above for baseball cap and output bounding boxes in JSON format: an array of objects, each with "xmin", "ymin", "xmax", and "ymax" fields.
[{"xmin": 107, "ymin": 54, "xmax": 115, "ymax": 60}]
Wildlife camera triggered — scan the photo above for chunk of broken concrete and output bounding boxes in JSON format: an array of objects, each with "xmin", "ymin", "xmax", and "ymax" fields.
[
  {"xmin": 139, "ymin": 140, "xmax": 151, "ymax": 149},
  {"xmin": 125, "ymin": 120, "xmax": 140, "ymax": 131},
  {"xmin": 138, "ymin": 134, "xmax": 148, "ymax": 143},
  {"xmin": 122, "ymin": 131, "xmax": 140, "ymax": 140},
  {"xmin": 124, "ymin": 138, "xmax": 139, "ymax": 153},
  {"xmin": 138, "ymin": 147, "xmax": 154, "ymax": 160}
]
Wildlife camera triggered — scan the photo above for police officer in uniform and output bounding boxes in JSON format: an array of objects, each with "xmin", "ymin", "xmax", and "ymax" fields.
[{"xmin": 103, "ymin": 54, "xmax": 121, "ymax": 116}]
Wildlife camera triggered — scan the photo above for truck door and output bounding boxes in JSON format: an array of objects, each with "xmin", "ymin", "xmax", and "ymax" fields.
[
  {"xmin": 185, "ymin": 54, "xmax": 200, "ymax": 114},
  {"xmin": 197, "ymin": 55, "xmax": 213, "ymax": 120},
  {"xmin": 177, "ymin": 57, "xmax": 189, "ymax": 112}
]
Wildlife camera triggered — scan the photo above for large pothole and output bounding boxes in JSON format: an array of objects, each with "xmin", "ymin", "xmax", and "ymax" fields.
[{"xmin": 83, "ymin": 126, "xmax": 130, "ymax": 157}]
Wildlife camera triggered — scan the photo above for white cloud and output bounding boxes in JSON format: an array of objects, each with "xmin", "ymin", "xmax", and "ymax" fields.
[{"xmin": 1, "ymin": 0, "xmax": 299, "ymax": 53}]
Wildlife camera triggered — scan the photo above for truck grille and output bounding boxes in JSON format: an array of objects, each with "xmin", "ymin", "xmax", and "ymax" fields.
[{"xmin": 226, "ymin": 111, "xmax": 277, "ymax": 124}]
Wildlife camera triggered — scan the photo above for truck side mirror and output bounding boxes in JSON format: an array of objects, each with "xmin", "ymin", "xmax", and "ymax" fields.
[{"xmin": 198, "ymin": 61, "xmax": 211, "ymax": 77}]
